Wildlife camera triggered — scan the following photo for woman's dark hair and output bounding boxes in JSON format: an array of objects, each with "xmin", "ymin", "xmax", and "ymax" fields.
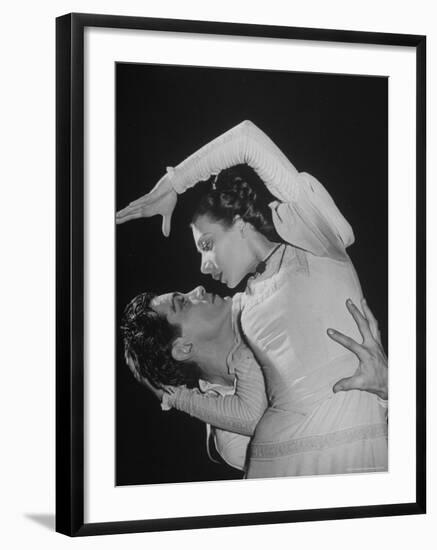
[
  {"xmin": 192, "ymin": 164, "xmax": 283, "ymax": 242},
  {"xmin": 121, "ymin": 292, "xmax": 201, "ymax": 389}
]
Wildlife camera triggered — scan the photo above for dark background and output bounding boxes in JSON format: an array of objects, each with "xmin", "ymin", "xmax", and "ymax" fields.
[{"xmin": 115, "ymin": 63, "xmax": 388, "ymax": 486}]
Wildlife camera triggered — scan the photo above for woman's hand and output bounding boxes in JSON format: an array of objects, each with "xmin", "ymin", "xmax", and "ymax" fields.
[
  {"xmin": 328, "ymin": 299, "xmax": 388, "ymax": 400},
  {"xmin": 116, "ymin": 173, "xmax": 178, "ymax": 237}
]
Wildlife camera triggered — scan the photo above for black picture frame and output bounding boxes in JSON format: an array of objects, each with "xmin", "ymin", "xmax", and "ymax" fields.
[{"xmin": 56, "ymin": 12, "xmax": 426, "ymax": 537}]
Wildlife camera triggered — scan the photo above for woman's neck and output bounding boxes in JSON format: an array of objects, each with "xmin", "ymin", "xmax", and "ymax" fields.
[{"xmin": 247, "ymin": 231, "xmax": 281, "ymax": 274}]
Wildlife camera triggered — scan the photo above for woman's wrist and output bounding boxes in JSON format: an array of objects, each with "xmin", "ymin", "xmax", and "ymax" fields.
[
  {"xmin": 165, "ymin": 166, "xmax": 183, "ymax": 194},
  {"xmin": 161, "ymin": 392, "xmax": 173, "ymax": 411}
]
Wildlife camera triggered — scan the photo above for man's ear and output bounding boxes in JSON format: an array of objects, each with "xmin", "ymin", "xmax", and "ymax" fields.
[{"xmin": 171, "ymin": 337, "xmax": 193, "ymax": 362}]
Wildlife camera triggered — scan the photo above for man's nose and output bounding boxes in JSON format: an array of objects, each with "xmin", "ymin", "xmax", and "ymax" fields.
[
  {"xmin": 189, "ymin": 286, "xmax": 206, "ymax": 300},
  {"xmin": 194, "ymin": 286, "xmax": 205, "ymax": 298}
]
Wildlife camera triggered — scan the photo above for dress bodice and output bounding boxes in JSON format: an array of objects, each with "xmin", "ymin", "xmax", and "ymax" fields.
[{"xmin": 240, "ymin": 245, "xmax": 364, "ymax": 416}]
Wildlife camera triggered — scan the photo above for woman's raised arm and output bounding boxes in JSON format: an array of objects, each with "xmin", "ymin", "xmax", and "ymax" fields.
[
  {"xmin": 168, "ymin": 120, "xmax": 299, "ymax": 202},
  {"xmin": 161, "ymin": 347, "xmax": 268, "ymax": 437},
  {"xmin": 116, "ymin": 120, "xmax": 354, "ymax": 260},
  {"xmin": 116, "ymin": 120, "xmax": 299, "ymax": 233}
]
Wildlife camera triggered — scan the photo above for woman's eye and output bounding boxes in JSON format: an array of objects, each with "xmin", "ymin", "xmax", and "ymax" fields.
[{"xmin": 200, "ymin": 241, "xmax": 212, "ymax": 252}]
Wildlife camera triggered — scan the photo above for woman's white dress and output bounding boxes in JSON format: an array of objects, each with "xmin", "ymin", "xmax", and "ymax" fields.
[{"xmin": 239, "ymin": 245, "xmax": 387, "ymax": 477}]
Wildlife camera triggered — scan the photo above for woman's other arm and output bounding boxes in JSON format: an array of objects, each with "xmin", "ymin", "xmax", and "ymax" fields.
[{"xmin": 162, "ymin": 353, "xmax": 268, "ymax": 436}]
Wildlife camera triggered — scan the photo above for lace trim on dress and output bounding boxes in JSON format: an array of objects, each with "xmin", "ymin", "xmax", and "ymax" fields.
[
  {"xmin": 250, "ymin": 422, "xmax": 388, "ymax": 459},
  {"xmin": 242, "ymin": 246, "xmax": 308, "ymax": 313}
]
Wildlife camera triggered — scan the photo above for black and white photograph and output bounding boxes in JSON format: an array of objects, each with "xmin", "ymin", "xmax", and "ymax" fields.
[
  {"xmin": 115, "ymin": 62, "xmax": 389, "ymax": 486},
  {"xmin": 2, "ymin": 0, "xmax": 433, "ymax": 547}
]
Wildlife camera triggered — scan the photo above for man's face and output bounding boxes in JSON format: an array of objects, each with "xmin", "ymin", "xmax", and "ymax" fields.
[{"xmin": 150, "ymin": 286, "xmax": 232, "ymax": 344}]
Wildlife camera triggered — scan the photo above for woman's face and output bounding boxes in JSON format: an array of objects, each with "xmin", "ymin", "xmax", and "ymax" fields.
[{"xmin": 191, "ymin": 214, "xmax": 257, "ymax": 288}]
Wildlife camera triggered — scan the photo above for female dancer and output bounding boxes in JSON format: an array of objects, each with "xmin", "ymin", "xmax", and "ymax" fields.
[{"xmin": 117, "ymin": 120, "xmax": 388, "ymax": 477}]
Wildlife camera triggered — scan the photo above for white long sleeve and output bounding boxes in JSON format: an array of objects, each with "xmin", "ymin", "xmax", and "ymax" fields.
[{"xmin": 169, "ymin": 120, "xmax": 298, "ymax": 202}]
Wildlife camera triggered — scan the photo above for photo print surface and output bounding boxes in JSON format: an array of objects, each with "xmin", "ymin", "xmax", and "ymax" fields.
[{"xmin": 115, "ymin": 62, "xmax": 388, "ymax": 486}]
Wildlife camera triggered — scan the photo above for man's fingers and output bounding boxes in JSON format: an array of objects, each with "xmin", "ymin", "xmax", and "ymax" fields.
[
  {"xmin": 327, "ymin": 328, "xmax": 362, "ymax": 356},
  {"xmin": 333, "ymin": 374, "xmax": 364, "ymax": 393},
  {"xmin": 361, "ymin": 298, "xmax": 381, "ymax": 343},
  {"xmin": 346, "ymin": 299, "xmax": 373, "ymax": 343}
]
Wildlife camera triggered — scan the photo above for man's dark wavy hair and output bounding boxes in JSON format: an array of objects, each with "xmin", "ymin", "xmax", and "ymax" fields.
[{"xmin": 121, "ymin": 292, "xmax": 201, "ymax": 389}]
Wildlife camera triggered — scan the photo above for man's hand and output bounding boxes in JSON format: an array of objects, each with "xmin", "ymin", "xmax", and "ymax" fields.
[{"xmin": 328, "ymin": 299, "xmax": 388, "ymax": 400}]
